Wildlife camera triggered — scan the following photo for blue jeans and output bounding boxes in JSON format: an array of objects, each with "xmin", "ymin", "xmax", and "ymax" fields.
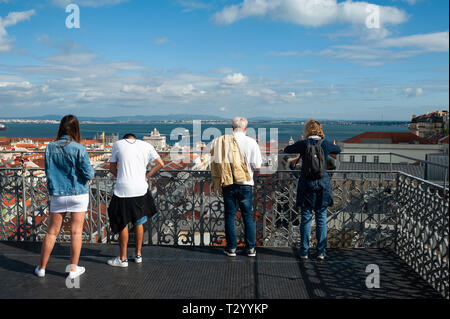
[
  {"xmin": 222, "ymin": 184, "xmax": 255, "ymax": 250},
  {"xmin": 134, "ymin": 216, "xmax": 147, "ymax": 226},
  {"xmin": 299, "ymin": 206, "xmax": 328, "ymax": 256}
]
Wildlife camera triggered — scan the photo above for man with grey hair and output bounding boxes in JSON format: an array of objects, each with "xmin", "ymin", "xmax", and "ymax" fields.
[
  {"xmin": 210, "ymin": 116, "xmax": 262, "ymax": 257},
  {"xmin": 232, "ymin": 117, "xmax": 248, "ymax": 131}
]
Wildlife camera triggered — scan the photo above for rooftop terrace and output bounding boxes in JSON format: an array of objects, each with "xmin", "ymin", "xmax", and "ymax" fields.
[
  {"xmin": 0, "ymin": 154, "xmax": 448, "ymax": 299},
  {"xmin": 0, "ymin": 242, "xmax": 442, "ymax": 299}
]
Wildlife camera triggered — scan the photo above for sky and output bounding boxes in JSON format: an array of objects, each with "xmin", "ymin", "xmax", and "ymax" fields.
[{"xmin": 0, "ymin": 0, "xmax": 448, "ymax": 120}]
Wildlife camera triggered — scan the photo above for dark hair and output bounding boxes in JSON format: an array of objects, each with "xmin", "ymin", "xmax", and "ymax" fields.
[
  {"xmin": 123, "ymin": 133, "xmax": 136, "ymax": 139},
  {"xmin": 56, "ymin": 115, "xmax": 81, "ymax": 143}
]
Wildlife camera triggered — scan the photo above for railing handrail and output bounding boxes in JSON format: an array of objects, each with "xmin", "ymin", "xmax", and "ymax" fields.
[
  {"xmin": 1, "ymin": 149, "xmax": 448, "ymax": 168},
  {"xmin": 1, "ymin": 167, "xmax": 447, "ymax": 191},
  {"xmin": 396, "ymin": 170, "xmax": 449, "ymax": 190}
]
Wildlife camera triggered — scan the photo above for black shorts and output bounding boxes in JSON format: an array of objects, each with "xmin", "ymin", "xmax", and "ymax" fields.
[{"xmin": 107, "ymin": 191, "xmax": 157, "ymax": 234}]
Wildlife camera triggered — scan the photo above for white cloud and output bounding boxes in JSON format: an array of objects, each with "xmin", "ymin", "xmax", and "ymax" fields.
[
  {"xmin": 404, "ymin": 87, "xmax": 424, "ymax": 97},
  {"xmin": 212, "ymin": 67, "xmax": 234, "ymax": 74},
  {"xmin": 280, "ymin": 91, "xmax": 298, "ymax": 102},
  {"xmin": 154, "ymin": 37, "xmax": 170, "ymax": 45},
  {"xmin": 176, "ymin": 0, "xmax": 212, "ymax": 13},
  {"xmin": 396, "ymin": 0, "xmax": 421, "ymax": 5},
  {"xmin": 222, "ymin": 73, "xmax": 248, "ymax": 86},
  {"xmin": 214, "ymin": 0, "xmax": 407, "ymax": 30},
  {"xmin": 267, "ymin": 51, "xmax": 307, "ymax": 57},
  {"xmin": 42, "ymin": 53, "xmax": 101, "ymax": 65},
  {"xmin": 377, "ymin": 31, "xmax": 449, "ymax": 52},
  {"xmin": 0, "ymin": 9, "xmax": 35, "ymax": 53},
  {"xmin": 156, "ymin": 83, "xmax": 196, "ymax": 97},
  {"xmin": 0, "ymin": 81, "xmax": 32, "ymax": 88},
  {"xmin": 1, "ymin": 34, "xmax": 445, "ymax": 117},
  {"xmin": 276, "ymin": 31, "xmax": 449, "ymax": 65},
  {"xmin": 50, "ymin": 0, "xmax": 129, "ymax": 7}
]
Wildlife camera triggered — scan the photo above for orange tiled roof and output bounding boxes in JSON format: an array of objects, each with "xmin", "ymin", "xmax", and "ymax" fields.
[
  {"xmin": 15, "ymin": 143, "xmax": 37, "ymax": 148},
  {"xmin": 81, "ymin": 139, "xmax": 101, "ymax": 145},
  {"xmin": 343, "ymin": 132, "xmax": 430, "ymax": 144}
]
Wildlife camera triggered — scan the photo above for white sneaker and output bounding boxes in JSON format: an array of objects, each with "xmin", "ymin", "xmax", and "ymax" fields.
[
  {"xmin": 67, "ymin": 266, "xmax": 85, "ymax": 279},
  {"xmin": 246, "ymin": 248, "xmax": 257, "ymax": 257},
  {"xmin": 34, "ymin": 266, "xmax": 45, "ymax": 277},
  {"xmin": 317, "ymin": 253, "xmax": 326, "ymax": 261},
  {"xmin": 134, "ymin": 255, "xmax": 142, "ymax": 263},
  {"xmin": 107, "ymin": 257, "xmax": 128, "ymax": 267},
  {"xmin": 223, "ymin": 248, "xmax": 237, "ymax": 257}
]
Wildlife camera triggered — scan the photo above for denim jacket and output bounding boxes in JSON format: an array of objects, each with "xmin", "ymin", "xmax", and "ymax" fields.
[{"xmin": 45, "ymin": 135, "xmax": 95, "ymax": 196}]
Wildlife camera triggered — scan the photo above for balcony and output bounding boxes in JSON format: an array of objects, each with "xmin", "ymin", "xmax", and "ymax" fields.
[{"xmin": 0, "ymin": 164, "xmax": 448, "ymax": 299}]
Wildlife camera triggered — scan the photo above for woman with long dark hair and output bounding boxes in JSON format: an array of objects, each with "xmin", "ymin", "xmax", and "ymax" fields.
[
  {"xmin": 284, "ymin": 119, "xmax": 341, "ymax": 260},
  {"xmin": 35, "ymin": 115, "xmax": 94, "ymax": 279}
]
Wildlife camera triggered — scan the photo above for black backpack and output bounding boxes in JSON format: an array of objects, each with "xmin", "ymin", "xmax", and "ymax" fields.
[{"xmin": 303, "ymin": 139, "xmax": 325, "ymax": 180}]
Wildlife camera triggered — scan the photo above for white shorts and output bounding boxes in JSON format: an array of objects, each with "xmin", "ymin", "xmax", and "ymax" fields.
[{"xmin": 50, "ymin": 194, "xmax": 89, "ymax": 213}]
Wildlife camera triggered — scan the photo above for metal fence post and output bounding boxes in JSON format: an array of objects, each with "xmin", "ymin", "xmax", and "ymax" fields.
[
  {"xmin": 390, "ymin": 153, "xmax": 393, "ymax": 173},
  {"xmin": 393, "ymin": 172, "xmax": 400, "ymax": 254},
  {"xmin": 22, "ymin": 172, "xmax": 28, "ymax": 241},
  {"xmin": 96, "ymin": 179, "xmax": 102, "ymax": 243}
]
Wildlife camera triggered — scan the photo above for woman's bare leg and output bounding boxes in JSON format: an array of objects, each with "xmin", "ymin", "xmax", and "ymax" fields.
[
  {"xmin": 39, "ymin": 212, "xmax": 66, "ymax": 270},
  {"xmin": 134, "ymin": 225, "xmax": 143, "ymax": 256},
  {"xmin": 69, "ymin": 212, "xmax": 86, "ymax": 272},
  {"xmin": 119, "ymin": 226, "xmax": 128, "ymax": 261}
]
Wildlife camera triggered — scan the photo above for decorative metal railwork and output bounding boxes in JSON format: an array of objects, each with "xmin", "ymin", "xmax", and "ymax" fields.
[
  {"xmin": 0, "ymin": 171, "xmax": 48, "ymax": 241},
  {"xmin": 0, "ymin": 170, "xmax": 114, "ymax": 243},
  {"xmin": 1, "ymin": 168, "xmax": 448, "ymax": 298},
  {"xmin": 148, "ymin": 170, "xmax": 399, "ymax": 249},
  {"xmin": 148, "ymin": 170, "xmax": 227, "ymax": 246},
  {"xmin": 0, "ymin": 169, "xmax": 402, "ymax": 248},
  {"xmin": 262, "ymin": 171, "xmax": 398, "ymax": 249},
  {"xmin": 394, "ymin": 172, "xmax": 449, "ymax": 299}
]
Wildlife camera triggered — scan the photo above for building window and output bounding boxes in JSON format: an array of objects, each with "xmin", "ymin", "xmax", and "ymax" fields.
[
  {"xmin": 374, "ymin": 156, "xmax": 379, "ymax": 163},
  {"xmin": 362, "ymin": 155, "xmax": 367, "ymax": 163},
  {"xmin": 350, "ymin": 155, "xmax": 355, "ymax": 163}
]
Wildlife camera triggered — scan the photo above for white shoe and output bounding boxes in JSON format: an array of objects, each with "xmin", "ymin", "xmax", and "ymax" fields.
[
  {"xmin": 317, "ymin": 254, "xmax": 326, "ymax": 261},
  {"xmin": 223, "ymin": 248, "xmax": 237, "ymax": 257},
  {"xmin": 134, "ymin": 255, "xmax": 142, "ymax": 263},
  {"xmin": 34, "ymin": 266, "xmax": 45, "ymax": 277},
  {"xmin": 107, "ymin": 257, "xmax": 128, "ymax": 267},
  {"xmin": 67, "ymin": 266, "xmax": 85, "ymax": 279}
]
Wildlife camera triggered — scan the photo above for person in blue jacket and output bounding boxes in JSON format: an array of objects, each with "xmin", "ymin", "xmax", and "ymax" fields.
[
  {"xmin": 35, "ymin": 115, "xmax": 95, "ymax": 280},
  {"xmin": 284, "ymin": 119, "xmax": 341, "ymax": 260}
]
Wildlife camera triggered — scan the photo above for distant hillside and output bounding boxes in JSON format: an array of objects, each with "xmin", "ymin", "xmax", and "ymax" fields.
[
  {"xmin": 3, "ymin": 114, "xmax": 229, "ymax": 122},
  {"xmin": 1, "ymin": 114, "xmax": 409, "ymax": 125}
]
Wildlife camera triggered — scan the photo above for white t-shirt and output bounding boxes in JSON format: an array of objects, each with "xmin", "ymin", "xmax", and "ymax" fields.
[
  {"xmin": 233, "ymin": 132, "xmax": 263, "ymax": 186},
  {"xmin": 110, "ymin": 139, "xmax": 160, "ymax": 198}
]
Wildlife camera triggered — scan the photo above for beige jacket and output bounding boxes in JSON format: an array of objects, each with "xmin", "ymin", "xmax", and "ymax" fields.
[{"xmin": 210, "ymin": 134, "xmax": 250, "ymax": 193}]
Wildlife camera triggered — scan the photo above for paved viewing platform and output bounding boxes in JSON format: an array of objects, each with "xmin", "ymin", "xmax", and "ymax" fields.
[
  {"xmin": 0, "ymin": 241, "xmax": 443, "ymax": 299},
  {"xmin": 1, "ymin": 164, "xmax": 448, "ymax": 299}
]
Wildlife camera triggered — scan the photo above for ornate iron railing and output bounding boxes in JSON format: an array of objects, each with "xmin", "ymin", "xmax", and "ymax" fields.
[
  {"xmin": 0, "ymin": 168, "xmax": 448, "ymax": 297},
  {"xmin": 393, "ymin": 172, "xmax": 449, "ymax": 298}
]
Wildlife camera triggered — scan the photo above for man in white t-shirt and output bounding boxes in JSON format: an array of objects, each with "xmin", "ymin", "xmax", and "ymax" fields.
[
  {"xmin": 219, "ymin": 117, "xmax": 262, "ymax": 257},
  {"xmin": 107, "ymin": 133, "xmax": 164, "ymax": 267}
]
